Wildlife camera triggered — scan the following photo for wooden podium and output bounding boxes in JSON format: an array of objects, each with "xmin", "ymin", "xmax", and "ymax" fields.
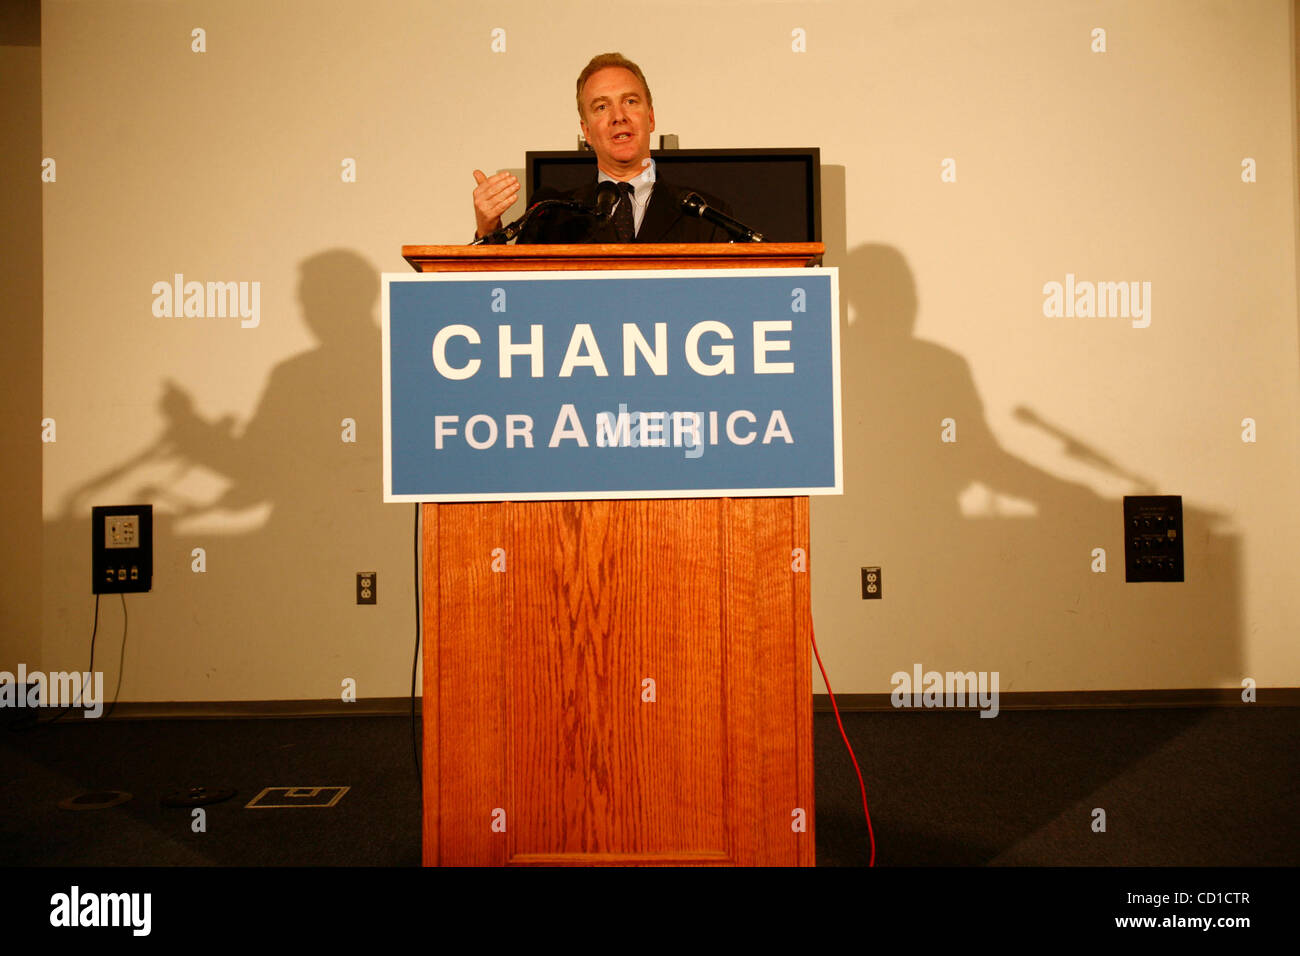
[{"xmin": 403, "ymin": 242, "xmax": 823, "ymax": 866}]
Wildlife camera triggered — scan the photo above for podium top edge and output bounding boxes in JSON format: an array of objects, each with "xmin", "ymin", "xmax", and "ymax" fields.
[{"xmin": 400, "ymin": 242, "xmax": 826, "ymax": 272}]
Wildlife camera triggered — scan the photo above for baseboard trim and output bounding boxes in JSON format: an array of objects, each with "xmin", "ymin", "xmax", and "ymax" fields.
[
  {"xmin": 40, "ymin": 687, "xmax": 1300, "ymax": 721},
  {"xmin": 813, "ymin": 688, "xmax": 1300, "ymax": 712},
  {"xmin": 88, "ymin": 698, "xmax": 417, "ymax": 720}
]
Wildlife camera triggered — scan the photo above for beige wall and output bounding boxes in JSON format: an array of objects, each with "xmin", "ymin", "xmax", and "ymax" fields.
[{"xmin": 29, "ymin": 0, "xmax": 1300, "ymax": 701}]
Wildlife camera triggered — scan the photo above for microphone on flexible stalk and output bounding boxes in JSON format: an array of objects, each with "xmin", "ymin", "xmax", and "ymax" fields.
[
  {"xmin": 470, "ymin": 198, "xmax": 591, "ymax": 245},
  {"xmin": 678, "ymin": 192, "xmax": 764, "ymax": 243}
]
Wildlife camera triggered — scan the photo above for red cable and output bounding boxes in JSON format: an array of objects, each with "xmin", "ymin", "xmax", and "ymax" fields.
[{"xmin": 810, "ymin": 619, "xmax": 876, "ymax": 866}]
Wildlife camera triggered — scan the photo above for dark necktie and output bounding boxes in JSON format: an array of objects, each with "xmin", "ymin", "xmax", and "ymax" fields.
[{"xmin": 613, "ymin": 181, "xmax": 636, "ymax": 242}]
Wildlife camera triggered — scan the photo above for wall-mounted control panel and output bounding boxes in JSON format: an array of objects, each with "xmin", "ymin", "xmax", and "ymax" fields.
[
  {"xmin": 1123, "ymin": 495, "xmax": 1183, "ymax": 583},
  {"xmin": 92, "ymin": 504, "xmax": 153, "ymax": 594}
]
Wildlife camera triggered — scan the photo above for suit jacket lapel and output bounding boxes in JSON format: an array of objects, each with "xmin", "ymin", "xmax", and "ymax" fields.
[{"xmin": 635, "ymin": 178, "xmax": 682, "ymax": 243}]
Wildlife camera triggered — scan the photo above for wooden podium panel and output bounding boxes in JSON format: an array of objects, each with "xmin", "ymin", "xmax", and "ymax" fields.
[{"xmin": 421, "ymin": 497, "xmax": 814, "ymax": 866}]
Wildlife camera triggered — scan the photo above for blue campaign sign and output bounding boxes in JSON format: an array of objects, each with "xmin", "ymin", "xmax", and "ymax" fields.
[{"xmin": 382, "ymin": 268, "xmax": 841, "ymax": 501}]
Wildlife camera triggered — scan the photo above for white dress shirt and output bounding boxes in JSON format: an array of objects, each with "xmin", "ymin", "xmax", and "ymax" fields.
[{"xmin": 597, "ymin": 159, "xmax": 656, "ymax": 236}]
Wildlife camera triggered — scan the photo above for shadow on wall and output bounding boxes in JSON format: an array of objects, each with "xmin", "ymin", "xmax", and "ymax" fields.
[
  {"xmin": 52, "ymin": 249, "xmax": 392, "ymax": 689},
  {"xmin": 834, "ymin": 242, "xmax": 1239, "ymax": 689}
]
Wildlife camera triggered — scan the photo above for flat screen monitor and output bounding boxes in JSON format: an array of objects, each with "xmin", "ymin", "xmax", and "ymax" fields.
[{"xmin": 524, "ymin": 147, "xmax": 821, "ymax": 243}]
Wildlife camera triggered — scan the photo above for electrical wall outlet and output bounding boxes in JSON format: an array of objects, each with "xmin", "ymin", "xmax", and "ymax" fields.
[
  {"xmin": 861, "ymin": 566, "xmax": 882, "ymax": 599},
  {"xmin": 92, "ymin": 505, "xmax": 153, "ymax": 594},
  {"xmin": 356, "ymin": 572, "xmax": 377, "ymax": 605},
  {"xmin": 1124, "ymin": 496, "xmax": 1183, "ymax": 582}
]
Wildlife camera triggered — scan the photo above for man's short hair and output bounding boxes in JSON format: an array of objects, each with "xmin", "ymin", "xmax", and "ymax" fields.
[{"xmin": 576, "ymin": 52, "xmax": 653, "ymax": 119}]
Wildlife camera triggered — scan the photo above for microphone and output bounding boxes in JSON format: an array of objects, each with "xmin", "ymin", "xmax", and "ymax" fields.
[
  {"xmin": 471, "ymin": 198, "xmax": 591, "ymax": 245},
  {"xmin": 678, "ymin": 192, "xmax": 764, "ymax": 242},
  {"xmin": 593, "ymin": 180, "xmax": 620, "ymax": 222}
]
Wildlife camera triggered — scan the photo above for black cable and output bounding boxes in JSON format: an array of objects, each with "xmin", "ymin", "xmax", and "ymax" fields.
[
  {"xmin": 22, "ymin": 593, "xmax": 103, "ymax": 728},
  {"xmin": 16, "ymin": 591, "xmax": 128, "ymax": 730},
  {"xmin": 104, "ymin": 593, "xmax": 128, "ymax": 719}
]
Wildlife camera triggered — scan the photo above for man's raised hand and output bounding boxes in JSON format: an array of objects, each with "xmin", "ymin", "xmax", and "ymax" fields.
[{"xmin": 473, "ymin": 169, "xmax": 521, "ymax": 239}]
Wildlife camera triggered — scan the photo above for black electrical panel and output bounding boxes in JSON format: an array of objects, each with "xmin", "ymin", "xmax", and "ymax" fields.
[
  {"xmin": 91, "ymin": 504, "xmax": 153, "ymax": 594},
  {"xmin": 1123, "ymin": 496, "xmax": 1183, "ymax": 583}
]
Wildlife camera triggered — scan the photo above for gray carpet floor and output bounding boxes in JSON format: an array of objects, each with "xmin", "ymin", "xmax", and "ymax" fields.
[{"xmin": 2, "ymin": 707, "xmax": 1295, "ymax": 866}]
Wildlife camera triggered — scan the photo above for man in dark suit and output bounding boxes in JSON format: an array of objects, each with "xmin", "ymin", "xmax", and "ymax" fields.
[{"xmin": 471, "ymin": 52, "xmax": 732, "ymax": 244}]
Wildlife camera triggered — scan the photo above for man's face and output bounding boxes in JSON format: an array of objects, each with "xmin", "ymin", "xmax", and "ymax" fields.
[{"xmin": 579, "ymin": 66, "xmax": 655, "ymax": 178}]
